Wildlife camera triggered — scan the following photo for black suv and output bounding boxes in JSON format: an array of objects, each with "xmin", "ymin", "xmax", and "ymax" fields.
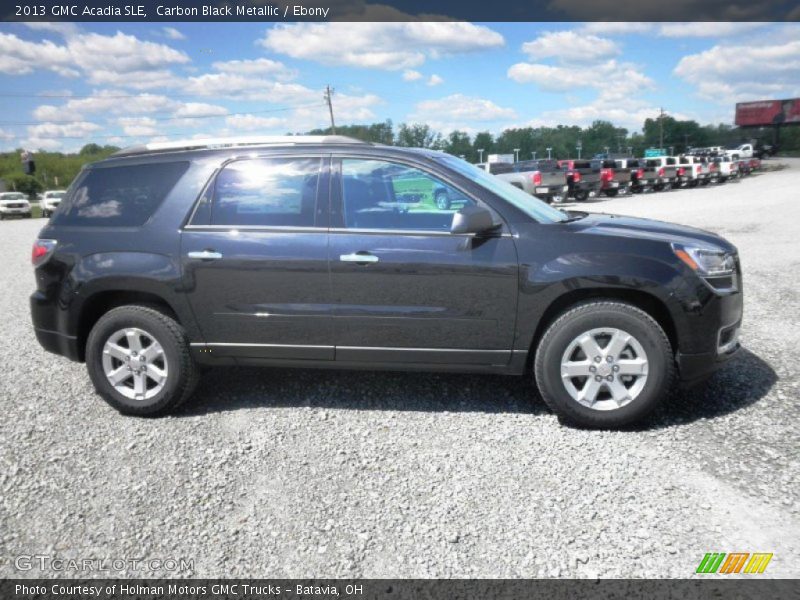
[{"xmin": 30, "ymin": 136, "xmax": 743, "ymax": 428}]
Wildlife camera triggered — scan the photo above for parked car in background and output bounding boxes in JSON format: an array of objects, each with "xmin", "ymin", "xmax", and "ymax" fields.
[
  {"xmin": 41, "ymin": 190, "xmax": 67, "ymax": 218},
  {"xmin": 495, "ymin": 159, "xmax": 568, "ymax": 204},
  {"xmin": 711, "ymin": 157, "xmax": 739, "ymax": 183},
  {"xmin": 615, "ymin": 158, "xmax": 654, "ymax": 193},
  {"xmin": 591, "ymin": 158, "xmax": 631, "ymax": 197},
  {"xmin": 30, "ymin": 135, "xmax": 743, "ymax": 428},
  {"xmin": 644, "ymin": 157, "xmax": 678, "ymax": 191},
  {"xmin": 558, "ymin": 159, "xmax": 602, "ymax": 201},
  {"xmin": 0, "ymin": 192, "xmax": 32, "ymax": 219},
  {"xmin": 724, "ymin": 143, "xmax": 754, "ymax": 161},
  {"xmin": 675, "ymin": 155, "xmax": 707, "ymax": 188}
]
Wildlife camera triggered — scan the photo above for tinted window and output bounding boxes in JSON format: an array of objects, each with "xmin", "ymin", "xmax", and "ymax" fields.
[
  {"xmin": 488, "ymin": 163, "xmax": 514, "ymax": 174},
  {"xmin": 52, "ymin": 162, "xmax": 188, "ymax": 227},
  {"xmin": 210, "ymin": 158, "xmax": 321, "ymax": 227},
  {"xmin": 340, "ymin": 159, "xmax": 474, "ymax": 231}
]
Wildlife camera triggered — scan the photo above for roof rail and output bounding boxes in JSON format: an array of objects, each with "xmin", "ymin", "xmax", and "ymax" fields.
[{"xmin": 112, "ymin": 135, "xmax": 368, "ymax": 156}]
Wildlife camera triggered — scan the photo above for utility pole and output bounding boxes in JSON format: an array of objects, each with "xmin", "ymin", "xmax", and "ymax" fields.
[
  {"xmin": 658, "ymin": 107, "xmax": 666, "ymax": 150},
  {"xmin": 324, "ymin": 85, "xmax": 336, "ymax": 135}
]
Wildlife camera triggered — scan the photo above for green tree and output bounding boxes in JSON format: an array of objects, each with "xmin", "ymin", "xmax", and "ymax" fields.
[
  {"xmin": 395, "ymin": 123, "xmax": 441, "ymax": 148},
  {"xmin": 4, "ymin": 173, "xmax": 43, "ymax": 196}
]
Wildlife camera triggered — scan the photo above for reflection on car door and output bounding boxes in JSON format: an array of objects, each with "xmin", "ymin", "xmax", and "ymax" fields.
[
  {"xmin": 328, "ymin": 157, "xmax": 519, "ymax": 366},
  {"xmin": 181, "ymin": 155, "xmax": 334, "ymax": 361}
]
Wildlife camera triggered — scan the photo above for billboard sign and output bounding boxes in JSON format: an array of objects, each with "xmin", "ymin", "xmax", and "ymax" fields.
[{"xmin": 735, "ymin": 99, "xmax": 800, "ymax": 127}]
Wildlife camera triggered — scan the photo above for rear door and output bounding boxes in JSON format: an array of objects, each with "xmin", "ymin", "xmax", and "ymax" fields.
[
  {"xmin": 327, "ymin": 156, "xmax": 518, "ymax": 366},
  {"xmin": 181, "ymin": 155, "xmax": 334, "ymax": 360}
]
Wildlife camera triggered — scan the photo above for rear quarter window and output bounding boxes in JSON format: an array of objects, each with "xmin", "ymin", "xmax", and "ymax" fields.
[{"xmin": 52, "ymin": 161, "xmax": 189, "ymax": 227}]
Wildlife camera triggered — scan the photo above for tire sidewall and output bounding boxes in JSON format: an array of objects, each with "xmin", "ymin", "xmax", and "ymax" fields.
[
  {"xmin": 86, "ymin": 308, "xmax": 187, "ymax": 416},
  {"xmin": 536, "ymin": 304, "xmax": 672, "ymax": 428}
]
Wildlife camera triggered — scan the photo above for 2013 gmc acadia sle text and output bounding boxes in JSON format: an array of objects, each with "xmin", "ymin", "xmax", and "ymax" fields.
[{"xmin": 30, "ymin": 136, "xmax": 742, "ymax": 428}]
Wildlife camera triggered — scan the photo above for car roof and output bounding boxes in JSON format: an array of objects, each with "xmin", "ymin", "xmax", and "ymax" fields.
[{"xmin": 112, "ymin": 135, "xmax": 371, "ymax": 157}]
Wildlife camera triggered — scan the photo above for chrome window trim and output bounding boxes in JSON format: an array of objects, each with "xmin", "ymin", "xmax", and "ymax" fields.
[{"xmin": 191, "ymin": 343, "xmax": 513, "ymax": 353}]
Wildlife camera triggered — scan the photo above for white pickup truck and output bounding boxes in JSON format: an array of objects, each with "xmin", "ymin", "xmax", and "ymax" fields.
[
  {"xmin": 710, "ymin": 157, "xmax": 740, "ymax": 182},
  {"xmin": 723, "ymin": 143, "xmax": 754, "ymax": 160}
]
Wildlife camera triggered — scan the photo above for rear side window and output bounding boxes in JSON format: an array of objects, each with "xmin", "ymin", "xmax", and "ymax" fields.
[
  {"xmin": 53, "ymin": 162, "xmax": 188, "ymax": 227},
  {"xmin": 209, "ymin": 157, "xmax": 321, "ymax": 227}
]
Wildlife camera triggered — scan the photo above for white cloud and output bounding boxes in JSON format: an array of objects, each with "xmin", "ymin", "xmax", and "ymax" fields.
[
  {"xmin": 225, "ymin": 114, "xmax": 287, "ymax": 131},
  {"xmin": 579, "ymin": 23, "xmax": 654, "ymax": 36},
  {"xmin": 118, "ymin": 117, "xmax": 159, "ymax": 137},
  {"xmin": 173, "ymin": 103, "xmax": 229, "ymax": 118},
  {"xmin": 509, "ymin": 59, "xmax": 654, "ymax": 97},
  {"xmin": 427, "ymin": 74, "xmax": 444, "ymax": 86},
  {"xmin": 25, "ymin": 121, "xmax": 101, "ymax": 140},
  {"xmin": 33, "ymin": 91, "xmax": 179, "ymax": 121},
  {"xmin": 411, "ymin": 94, "xmax": 516, "ymax": 126},
  {"xmin": 521, "ymin": 30, "xmax": 619, "ymax": 63},
  {"xmin": 656, "ymin": 22, "xmax": 766, "ymax": 38},
  {"xmin": 0, "ymin": 31, "xmax": 188, "ymax": 87},
  {"xmin": 259, "ymin": 22, "xmax": 504, "ymax": 70},
  {"xmin": 403, "ymin": 69, "xmax": 423, "ymax": 81},
  {"xmin": 0, "ymin": 128, "xmax": 13, "ymax": 141},
  {"xmin": 162, "ymin": 27, "xmax": 186, "ymax": 41},
  {"xmin": 211, "ymin": 58, "xmax": 295, "ymax": 80},
  {"xmin": 674, "ymin": 39, "xmax": 800, "ymax": 102}
]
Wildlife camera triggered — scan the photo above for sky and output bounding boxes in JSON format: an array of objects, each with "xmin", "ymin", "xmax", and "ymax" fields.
[{"xmin": 0, "ymin": 21, "xmax": 798, "ymax": 152}]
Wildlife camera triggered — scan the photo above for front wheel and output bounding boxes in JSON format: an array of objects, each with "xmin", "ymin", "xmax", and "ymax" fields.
[
  {"xmin": 86, "ymin": 305, "xmax": 198, "ymax": 416},
  {"xmin": 534, "ymin": 301, "xmax": 674, "ymax": 429},
  {"xmin": 434, "ymin": 191, "xmax": 451, "ymax": 210}
]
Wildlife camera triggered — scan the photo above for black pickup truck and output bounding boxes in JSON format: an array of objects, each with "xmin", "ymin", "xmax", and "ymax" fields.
[
  {"xmin": 614, "ymin": 158, "xmax": 654, "ymax": 193},
  {"xmin": 558, "ymin": 159, "xmax": 602, "ymax": 201}
]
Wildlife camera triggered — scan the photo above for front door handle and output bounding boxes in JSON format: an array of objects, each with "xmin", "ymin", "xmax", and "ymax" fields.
[
  {"xmin": 340, "ymin": 252, "xmax": 379, "ymax": 264},
  {"xmin": 188, "ymin": 250, "xmax": 223, "ymax": 260}
]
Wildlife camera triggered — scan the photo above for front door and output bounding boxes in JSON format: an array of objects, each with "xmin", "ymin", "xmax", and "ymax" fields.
[
  {"xmin": 181, "ymin": 155, "xmax": 334, "ymax": 360},
  {"xmin": 328, "ymin": 157, "xmax": 519, "ymax": 365}
]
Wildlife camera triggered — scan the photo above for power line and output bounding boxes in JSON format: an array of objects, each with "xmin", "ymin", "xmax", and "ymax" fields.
[{"xmin": 0, "ymin": 102, "xmax": 327, "ymax": 127}]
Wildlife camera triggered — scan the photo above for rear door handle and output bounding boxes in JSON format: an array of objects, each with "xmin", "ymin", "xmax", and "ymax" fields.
[
  {"xmin": 340, "ymin": 252, "xmax": 379, "ymax": 264},
  {"xmin": 188, "ymin": 250, "xmax": 223, "ymax": 260}
]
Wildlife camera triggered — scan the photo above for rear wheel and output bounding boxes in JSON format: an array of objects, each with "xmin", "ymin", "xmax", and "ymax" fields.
[
  {"xmin": 573, "ymin": 190, "xmax": 589, "ymax": 202},
  {"xmin": 534, "ymin": 301, "xmax": 674, "ymax": 429},
  {"xmin": 86, "ymin": 305, "xmax": 198, "ymax": 416},
  {"xmin": 603, "ymin": 189, "xmax": 619, "ymax": 197}
]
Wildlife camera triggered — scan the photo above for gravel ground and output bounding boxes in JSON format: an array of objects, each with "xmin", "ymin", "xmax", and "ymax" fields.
[{"xmin": 0, "ymin": 160, "xmax": 798, "ymax": 579}]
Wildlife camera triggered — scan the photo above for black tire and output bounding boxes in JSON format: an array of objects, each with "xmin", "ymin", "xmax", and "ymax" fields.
[
  {"xmin": 434, "ymin": 190, "xmax": 451, "ymax": 211},
  {"xmin": 0, "ymin": 214, "xmax": 5, "ymax": 220},
  {"xmin": 603, "ymin": 188, "xmax": 619, "ymax": 197},
  {"xmin": 572, "ymin": 190, "xmax": 589, "ymax": 202},
  {"xmin": 86, "ymin": 305, "xmax": 198, "ymax": 416},
  {"xmin": 534, "ymin": 301, "xmax": 674, "ymax": 429}
]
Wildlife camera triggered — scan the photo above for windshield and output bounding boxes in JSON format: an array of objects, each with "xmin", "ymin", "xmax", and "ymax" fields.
[
  {"xmin": 1, "ymin": 193, "xmax": 25, "ymax": 200},
  {"xmin": 434, "ymin": 155, "xmax": 567, "ymax": 223},
  {"xmin": 46, "ymin": 191, "xmax": 66, "ymax": 198}
]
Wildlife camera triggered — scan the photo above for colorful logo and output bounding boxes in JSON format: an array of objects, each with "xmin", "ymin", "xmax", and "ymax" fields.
[{"xmin": 696, "ymin": 552, "xmax": 773, "ymax": 574}]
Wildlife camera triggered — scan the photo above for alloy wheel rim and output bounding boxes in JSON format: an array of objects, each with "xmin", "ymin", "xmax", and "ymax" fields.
[
  {"xmin": 560, "ymin": 327, "xmax": 649, "ymax": 411},
  {"xmin": 101, "ymin": 327, "xmax": 168, "ymax": 401}
]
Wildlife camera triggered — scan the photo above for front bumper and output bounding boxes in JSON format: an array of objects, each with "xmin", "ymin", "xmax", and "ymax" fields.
[{"xmin": 0, "ymin": 207, "xmax": 31, "ymax": 215}]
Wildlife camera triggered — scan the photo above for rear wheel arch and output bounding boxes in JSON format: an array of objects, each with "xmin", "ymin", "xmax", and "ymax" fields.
[{"xmin": 76, "ymin": 290, "xmax": 180, "ymax": 361}]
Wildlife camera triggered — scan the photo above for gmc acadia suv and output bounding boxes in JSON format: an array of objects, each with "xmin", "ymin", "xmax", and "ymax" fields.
[{"xmin": 30, "ymin": 136, "xmax": 743, "ymax": 428}]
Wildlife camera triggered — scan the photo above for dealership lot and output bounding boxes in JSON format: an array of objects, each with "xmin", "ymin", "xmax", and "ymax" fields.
[{"xmin": 0, "ymin": 160, "xmax": 798, "ymax": 578}]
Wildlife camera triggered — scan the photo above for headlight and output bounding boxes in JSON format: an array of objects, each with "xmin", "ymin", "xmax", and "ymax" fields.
[{"xmin": 672, "ymin": 243, "xmax": 738, "ymax": 291}]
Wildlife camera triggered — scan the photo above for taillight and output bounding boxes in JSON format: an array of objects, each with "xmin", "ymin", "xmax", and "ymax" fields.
[
  {"xmin": 602, "ymin": 169, "xmax": 614, "ymax": 182},
  {"xmin": 637, "ymin": 168, "xmax": 644, "ymax": 179},
  {"xmin": 677, "ymin": 167, "xmax": 685, "ymax": 176},
  {"xmin": 697, "ymin": 165, "xmax": 703, "ymax": 173},
  {"xmin": 31, "ymin": 239, "xmax": 57, "ymax": 266},
  {"xmin": 531, "ymin": 171, "xmax": 542, "ymax": 186},
  {"xmin": 573, "ymin": 171, "xmax": 582, "ymax": 183},
  {"xmin": 658, "ymin": 167, "xmax": 665, "ymax": 177}
]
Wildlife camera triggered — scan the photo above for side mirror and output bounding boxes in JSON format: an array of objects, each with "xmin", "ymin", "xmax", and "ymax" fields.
[{"xmin": 450, "ymin": 205, "xmax": 497, "ymax": 235}]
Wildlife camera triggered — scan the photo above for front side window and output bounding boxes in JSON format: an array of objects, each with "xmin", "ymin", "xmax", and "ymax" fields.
[
  {"xmin": 340, "ymin": 159, "xmax": 474, "ymax": 231},
  {"xmin": 210, "ymin": 157, "xmax": 321, "ymax": 227}
]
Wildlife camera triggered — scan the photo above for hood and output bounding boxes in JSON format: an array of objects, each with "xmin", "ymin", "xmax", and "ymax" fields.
[{"xmin": 569, "ymin": 212, "xmax": 736, "ymax": 253}]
